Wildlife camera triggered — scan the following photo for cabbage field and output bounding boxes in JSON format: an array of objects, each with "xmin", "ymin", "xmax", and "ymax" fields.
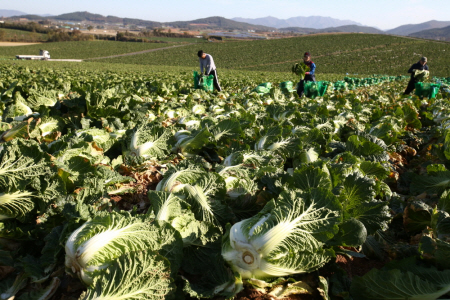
[{"xmin": 1, "ymin": 63, "xmax": 450, "ymax": 300}]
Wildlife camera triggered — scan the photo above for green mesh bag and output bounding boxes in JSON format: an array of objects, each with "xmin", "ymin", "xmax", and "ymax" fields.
[
  {"xmin": 253, "ymin": 82, "xmax": 272, "ymax": 94},
  {"xmin": 415, "ymin": 82, "xmax": 440, "ymax": 98},
  {"xmin": 193, "ymin": 71, "xmax": 214, "ymax": 92},
  {"xmin": 304, "ymin": 81, "xmax": 329, "ymax": 98}
]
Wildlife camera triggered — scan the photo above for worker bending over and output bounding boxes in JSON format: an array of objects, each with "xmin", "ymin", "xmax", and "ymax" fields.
[{"xmin": 198, "ymin": 50, "xmax": 222, "ymax": 92}]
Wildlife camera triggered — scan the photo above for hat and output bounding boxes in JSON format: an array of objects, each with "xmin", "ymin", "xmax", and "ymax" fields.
[
  {"xmin": 304, "ymin": 52, "xmax": 311, "ymax": 57},
  {"xmin": 420, "ymin": 56, "xmax": 427, "ymax": 62}
]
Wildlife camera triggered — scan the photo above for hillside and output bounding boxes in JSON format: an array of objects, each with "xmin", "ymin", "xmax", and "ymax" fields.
[
  {"xmin": 83, "ymin": 33, "xmax": 450, "ymax": 77},
  {"xmin": 329, "ymin": 25, "xmax": 384, "ymax": 34},
  {"xmin": 0, "ymin": 28, "xmax": 47, "ymax": 42},
  {"xmin": 278, "ymin": 27, "xmax": 320, "ymax": 34},
  {"xmin": 279, "ymin": 25, "xmax": 383, "ymax": 34},
  {"xmin": 387, "ymin": 20, "xmax": 450, "ymax": 36},
  {"xmin": 164, "ymin": 16, "xmax": 273, "ymax": 31},
  {"xmin": 7, "ymin": 11, "xmax": 273, "ymax": 31},
  {"xmin": 409, "ymin": 25, "xmax": 450, "ymax": 41},
  {"xmin": 232, "ymin": 16, "xmax": 362, "ymax": 29}
]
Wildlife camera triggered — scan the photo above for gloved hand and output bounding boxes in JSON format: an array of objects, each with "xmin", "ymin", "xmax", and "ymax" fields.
[
  {"xmin": 305, "ymin": 72, "xmax": 310, "ymax": 75},
  {"xmin": 412, "ymin": 69, "xmax": 417, "ymax": 72}
]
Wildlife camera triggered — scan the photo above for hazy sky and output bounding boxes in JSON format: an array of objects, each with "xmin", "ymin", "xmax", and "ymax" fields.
[{"xmin": 2, "ymin": 0, "xmax": 449, "ymax": 30}]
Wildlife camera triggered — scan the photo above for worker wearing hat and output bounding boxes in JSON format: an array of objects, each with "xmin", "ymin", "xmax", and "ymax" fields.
[
  {"xmin": 297, "ymin": 52, "xmax": 316, "ymax": 98},
  {"xmin": 404, "ymin": 56, "xmax": 429, "ymax": 95}
]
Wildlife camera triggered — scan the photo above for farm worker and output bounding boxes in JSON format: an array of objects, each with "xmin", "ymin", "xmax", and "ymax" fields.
[
  {"xmin": 296, "ymin": 52, "xmax": 316, "ymax": 98},
  {"xmin": 403, "ymin": 56, "xmax": 429, "ymax": 95},
  {"xmin": 198, "ymin": 50, "xmax": 222, "ymax": 92}
]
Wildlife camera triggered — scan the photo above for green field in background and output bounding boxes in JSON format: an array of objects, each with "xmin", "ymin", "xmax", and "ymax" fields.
[
  {"xmin": 0, "ymin": 40, "xmax": 178, "ymax": 59},
  {"xmin": 1, "ymin": 34, "xmax": 449, "ymax": 77}
]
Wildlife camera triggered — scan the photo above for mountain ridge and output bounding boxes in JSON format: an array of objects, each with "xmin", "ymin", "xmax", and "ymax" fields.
[
  {"xmin": 279, "ymin": 25, "xmax": 384, "ymax": 35},
  {"xmin": 0, "ymin": 9, "xmax": 28, "ymax": 18},
  {"xmin": 409, "ymin": 25, "xmax": 450, "ymax": 41},
  {"xmin": 5, "ymin": 11, "xmax": 273, "ymax": 31},
  {"xmin": 233, "ymin": 16, "xmax": 362, "ymax": 29},
  {"xmin": 386, "ymin": 20, "xmax": 450, "ymax": 36}
]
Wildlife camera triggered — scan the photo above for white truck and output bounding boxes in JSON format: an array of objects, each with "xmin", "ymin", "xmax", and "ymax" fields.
[{"xmin": 16, "ymin": 50, "xmax": 51, "ymax": 60}]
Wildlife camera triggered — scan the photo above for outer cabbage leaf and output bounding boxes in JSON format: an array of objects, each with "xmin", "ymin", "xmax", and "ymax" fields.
[
  {"xmin": 411, "ymin": 170, "xmax": 450, "ymax": 196},
  {"xmin": 420, "ymin": 236, "xmax": 450, "ymax": 269},
  {"xmin": 33, "ymin": 116, "xmax": 65, "ymax": 142},
  {"xmin": 327, "ymin": 218, "xmax": 367, "ymax": 247},
  {"xmin": 0, "ymin": 273, "xmax": 28, "ymax": 300},
  {"xmin": 183, "ymin": 257, "xmax": 243, "ymax": 299},
  {"xmin": 0, "ymin": 190, "xmax": 34, "ymax": 221},
  {"xmin": 351, "ymin": 201, "xmax": 391, "ymax": 235},
  {"xmin": 3, "ymin": 94, "xmax": 34, "ymax": 121},
  {"xmin": 1, "ymin": 122, "xmax": 29, "ymax": 142},
  {"xmin": 403, "ymin": 201, "xmax": 433, "ymax": 234},
  {"xmin": 172, "ymin": 127, "xmax": 211, "ymax": 156},
  {"xmin": 124, "ymin": 123, "xmax": 173, "ymax": 159},
  {"xmin": 224, "ymin": 174, "xmax": 259, "ymax": 199},
  {"xmin": 346, "ymin": 134, "xmax": 389, "ymax": 162},
  {"xmin": 16, "ymin": 277, "xmax": 60, "ymax": 300},
  {"xmin": 210, "ymin": 119, "xmax": 242, "ymax": 143},
  {"xmin": 438, "ymin": 190, "xmax": 450, "ymax": 213},
  {"xmin": 358, "ymin": 161, "xmax": 390, "ymax": 180},
  {"xmin": 28, "ymin": 89, "xmax": 60, "ymax": 107},
  {"xmin": 338, "ymin": 173, "xmax": 376, "ymax": 212},
  {"xmin": 148, "ymin": 191, "xmax": 183, "ymax": 222},
  {"xmin": 156, "ymin": 169, "xmax": 229, "ymax": 225},
  {"xmin": 255, "ymin": 131, "xmax": 299, "ymax": 157},
  {"xmin": 171, "ymin": 212, "xmax": 222, "ymax": 275},
  {"xmin": 350, "ymin": 257, "xmax": 450, "ymax": 300},
  {"xmin": 291, "ymin": 165, "xmax": 332, "ymax": 191},
  {"xmin": 81, "ymin": 251, "xmax": 175, "ymax": 300},
  {"xmin": 0, "ymin": 139, "xmax": 53, "ymax": 189},
  {"xmin": 76, "ymin": 128, "xmax": 116, "ymax": 153}
]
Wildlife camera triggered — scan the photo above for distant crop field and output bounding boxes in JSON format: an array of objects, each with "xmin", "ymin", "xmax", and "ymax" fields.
[
  {"xmin": 0, "ymin": 28, "xmax": 48, "ymax": 42},
  {"xmin": 0, "ymin": 40, "xmax": 176, "ymax": 59},
  {"xmin": 93, "ymin": 33, "xmax": 450, "ymax": 77},
  {"xmin": 1, "ymin": 34, "xmax": 449, "ymax": 77},
  {"xmin": 143, "ymin": 36, "xmax": 206, "ymax": 43}
]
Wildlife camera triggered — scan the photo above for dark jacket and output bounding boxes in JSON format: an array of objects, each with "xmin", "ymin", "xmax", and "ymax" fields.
[
  {"xmin": 304, "ymin": 61, "xmax": 316, "ymax": 82},
  {"xmin": 408, "ymin": 62, "xmax": 429, "ymax": 81}
]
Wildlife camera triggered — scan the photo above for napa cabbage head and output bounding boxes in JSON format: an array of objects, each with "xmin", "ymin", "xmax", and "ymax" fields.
[
  {"xmin": 123, "ymin": 123, "xmax": 173, "ymax": 159},
  {"xmin": 64, "ymin": 212, "xmax": 182, "ymax": 285},
  {"xmin": 222, "ymin": 188, "xmax": 341, "ymax": 279}
]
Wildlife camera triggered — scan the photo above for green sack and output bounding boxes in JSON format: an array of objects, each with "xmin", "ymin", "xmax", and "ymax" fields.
[
  {"xmin": 304, "ymin": 81, "xmax": 329, "ymax": 98},
  {"xmin": 193, "ymin": 71, "xmax": 214, "ymax": 92},
  {"xmin": 415, "ymin": 82, "xmax": 440, "ymax": 98},
  {"xmin": 279, "ymin": 81, "xmax": 295, "ymax": 92},
  {"xmin": 253, "ymin": 82, "xmax": 272, "ymax": 94}
]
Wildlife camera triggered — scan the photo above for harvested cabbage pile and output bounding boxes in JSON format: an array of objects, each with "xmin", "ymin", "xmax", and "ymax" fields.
[
  {"xmin": 291, "ymin": 62, "xmax": 310, "ymax": 80},
  {"xmin": 414, "ymin": 69, "xmax": 430, "ymax": 82}
]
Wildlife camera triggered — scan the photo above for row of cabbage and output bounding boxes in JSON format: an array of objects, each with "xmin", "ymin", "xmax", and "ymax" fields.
[{"xmin": 1, "ymin": 65, "xmax": 450, "ymax": 300}]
